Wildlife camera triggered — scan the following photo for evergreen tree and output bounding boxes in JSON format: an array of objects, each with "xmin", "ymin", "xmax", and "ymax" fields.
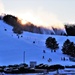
[
  {"xmin": 69, "ymin": 42, "xmax": 75, "ymax": 57},
  {"xmin": 62, "ymin": 39, "xmax": 71, "ymax": 54},
  {"xmin": 45, "ymin": 37, "xmax": 59, "ymax": 52},
  {"xmin": 62, "ymin": 39, "xmax": 75, "ymax": 57},
  {"xmin": 45, "ymin": 37, "xmax": 53, "ymax": 48}
]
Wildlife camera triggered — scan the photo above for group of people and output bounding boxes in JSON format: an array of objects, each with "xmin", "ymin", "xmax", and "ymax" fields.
[
  {"xmin": 42, "ymin": 50, "xmax": 69, "ymax": 62},
  {"xmin": 61, "ymin": 57, "xmax": 68, "ymax": 61},
  {"xmin": 42, "ymin": 50, "xmax": 52, "ymax": 62}
]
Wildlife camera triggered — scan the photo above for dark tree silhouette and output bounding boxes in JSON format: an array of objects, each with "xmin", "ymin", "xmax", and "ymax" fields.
[
  {"xmin": 65, "ymin": 24, "xmax": 75, "ymax": 36},
  {"xmin": 62, "ymin": 39, "xmax": 71, "ymax": 54},
  {"xmin": 62, "ymin": 39, "xmax": 75, "ymax": 57},
  {"xmin": 45, "ymin": 37, "xmax": 59, "ymax": 52}
]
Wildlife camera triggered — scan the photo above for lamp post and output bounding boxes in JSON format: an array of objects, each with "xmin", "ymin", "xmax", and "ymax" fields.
[{"xmin": 23, "ymin": 51, "xmax": 25, "ymax": 63}]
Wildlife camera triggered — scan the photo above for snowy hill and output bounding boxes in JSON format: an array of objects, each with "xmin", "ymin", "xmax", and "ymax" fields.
[{"xmin": 0, "ymin": 20, "xmax": 75, "ymax": 66}]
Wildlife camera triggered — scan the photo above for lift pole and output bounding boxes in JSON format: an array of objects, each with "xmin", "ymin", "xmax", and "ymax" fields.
[{"xmin": 23, "ymin": 51, "xmax": 25, "ymax": 63}]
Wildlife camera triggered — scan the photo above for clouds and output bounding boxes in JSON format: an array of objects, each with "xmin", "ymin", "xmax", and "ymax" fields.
[{"xmin": 0, "ymin": 0, "xmax": 4, "ymax": 14}]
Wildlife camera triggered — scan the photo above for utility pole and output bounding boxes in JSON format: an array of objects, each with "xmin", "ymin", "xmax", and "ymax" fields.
[{"xmin": 23, "ymin": 51, "xmax": 25, "ymax": 63}]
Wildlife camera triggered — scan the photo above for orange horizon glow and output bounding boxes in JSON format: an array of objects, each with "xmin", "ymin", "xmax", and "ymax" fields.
[
  {"xmin": 18, "ymin": 12, "xmax": 44, "ymax": 26},
  {"xmin": 16, "ymin": 11, "xmax": 65, "ymax": 30}
]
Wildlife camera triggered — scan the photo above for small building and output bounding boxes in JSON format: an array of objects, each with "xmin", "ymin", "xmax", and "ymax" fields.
[{"xmin": 30, "ymin": 61, "xmax": 37, "ymax": 68}]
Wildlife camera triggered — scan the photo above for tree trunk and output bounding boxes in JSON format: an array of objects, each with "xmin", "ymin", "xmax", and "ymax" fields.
[{"xmin": 54, "ymin": 49, "xmax": 56, "ymax": 52}]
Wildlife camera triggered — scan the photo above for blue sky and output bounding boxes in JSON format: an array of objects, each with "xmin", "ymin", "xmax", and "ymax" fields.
[{"xmin": 1, "ymin": 0, "xmax": 75, "ymax": 23}]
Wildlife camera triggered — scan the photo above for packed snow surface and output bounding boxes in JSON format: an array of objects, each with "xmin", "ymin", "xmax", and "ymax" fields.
[{"xmin": 0, "ymin": 20, "xmax": 75, "ymax": 66}]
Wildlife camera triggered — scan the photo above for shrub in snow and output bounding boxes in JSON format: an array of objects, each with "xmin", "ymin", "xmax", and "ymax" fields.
[{"xmin": 45, "ymin": 37, "xmax": 59, "ymax": 52}]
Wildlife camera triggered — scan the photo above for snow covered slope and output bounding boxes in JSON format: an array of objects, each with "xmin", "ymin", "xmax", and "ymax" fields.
[{"xmin": 0, "ymin": 20, "xmax": 75, "ymax": 66}]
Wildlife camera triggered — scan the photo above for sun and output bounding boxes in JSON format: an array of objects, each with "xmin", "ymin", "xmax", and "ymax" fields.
[
  {"xmin": 17, "ymin": 12, "xmax": 44, "ymax": 26},
  {"xmin": 21, "ymin": 19, "xmax": 28, "ymax": 25}
]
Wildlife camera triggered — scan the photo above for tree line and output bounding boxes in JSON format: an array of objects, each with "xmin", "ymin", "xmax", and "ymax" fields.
[{"xmin": 45, "ymin": 37, "xmax": 75, "ymax": 57}]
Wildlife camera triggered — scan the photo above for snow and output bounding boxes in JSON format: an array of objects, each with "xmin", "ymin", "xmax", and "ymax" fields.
[{"xmin": 0, "ymin": 20, "xmax": 75, "ymax": 66}]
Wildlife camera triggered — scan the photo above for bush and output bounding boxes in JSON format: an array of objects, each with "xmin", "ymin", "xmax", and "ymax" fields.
[{"xmin": 49, "ymin": 64, "xmax": 64, "ymax": 70}]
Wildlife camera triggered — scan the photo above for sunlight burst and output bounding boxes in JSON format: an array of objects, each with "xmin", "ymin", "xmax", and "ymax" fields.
[
  {"xmin": 18, "ymin": 12, "xmax": 44, "ymax": 26},
  {"xmin": 17, "ymin": 11, "xmax": 65, "ymax": 30}
]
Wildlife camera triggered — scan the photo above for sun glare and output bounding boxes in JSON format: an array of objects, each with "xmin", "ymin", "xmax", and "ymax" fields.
[
  {"xmin": 18, "ymin": 12, "xmax": 44, "ymax": 26},
  {"xmin": 17, "ymin": 11, "xmax": 65, "ymax": 30},
  {"xmin": 21, "ymin": 19, "xmax": 28, "ymax": 25}
]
